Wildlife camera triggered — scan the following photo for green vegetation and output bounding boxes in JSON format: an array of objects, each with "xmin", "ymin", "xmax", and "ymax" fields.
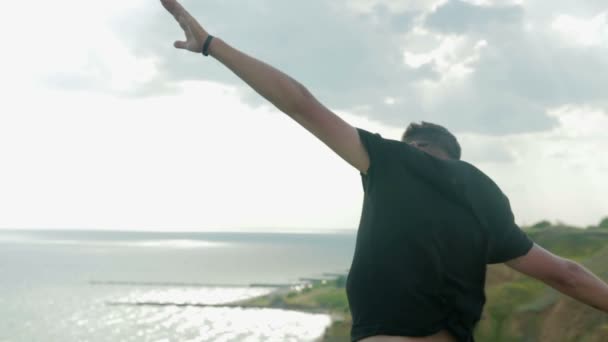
[
  {"xmin": 531, "ymin": 220, "xmax": 552, "ymax": 229},
  {"xmin": 240, "ymin": 221, "xmax": 608, "ymax": 341}
]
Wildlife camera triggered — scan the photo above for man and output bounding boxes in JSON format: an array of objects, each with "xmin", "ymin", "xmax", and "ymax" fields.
[{"xmin": 160, "ymin": 1, "xmax": 608, "ymax": 341}]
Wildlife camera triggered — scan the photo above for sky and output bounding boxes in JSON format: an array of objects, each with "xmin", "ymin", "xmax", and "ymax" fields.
[{"xmin": 0, "ymin": 0, "xmax": 607, "ymax": 231}]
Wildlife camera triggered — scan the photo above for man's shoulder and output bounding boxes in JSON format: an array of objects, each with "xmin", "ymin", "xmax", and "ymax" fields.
[
  {"xmin": 451, "ymin": 160, "xmax": 509, "ymax": 209},
  {"xmin": 458, "ymin": 161, "xmax": 500, "ymax": 187}
]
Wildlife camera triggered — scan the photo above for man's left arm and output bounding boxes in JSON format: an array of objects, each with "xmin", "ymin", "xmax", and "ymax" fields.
[{"xmin": 507, "ymin": 244, "xmax": 608, "ymax": 313}]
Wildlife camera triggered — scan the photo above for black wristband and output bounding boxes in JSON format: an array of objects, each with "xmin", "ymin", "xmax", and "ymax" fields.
[{"xmin": 202, "ymin": 35, "xmax": 214, "ymax": 56}]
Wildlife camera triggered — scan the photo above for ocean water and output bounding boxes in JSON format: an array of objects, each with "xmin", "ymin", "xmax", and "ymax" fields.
[{"xmin": 0, "ymin": 230, "xmax": 356, "ymax": 342}]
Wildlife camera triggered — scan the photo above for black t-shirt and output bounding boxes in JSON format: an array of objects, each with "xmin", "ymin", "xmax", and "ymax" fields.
[{"xmin": 346, "ymin": 129, "xmax": 534, "ymax": 342}]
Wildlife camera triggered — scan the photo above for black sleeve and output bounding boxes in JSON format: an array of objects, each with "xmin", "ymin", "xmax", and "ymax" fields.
[
  {"xmin": 356, "ymin": 128, "xmax": 428, "ymax": 184},
  {"xmin": 356, "ymin": 128, "xmax": 389, "ymax": 179},
  {"xmin": 485, "ymin": 188, "xmax": 534, "ymax": 264}
]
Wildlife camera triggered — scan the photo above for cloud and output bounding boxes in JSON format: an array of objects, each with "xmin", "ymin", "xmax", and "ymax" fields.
[
  {"xmin": 413, "ymin": 1, "xmax": 608, "ymax": 133},
  {"xmin": 552, "ymin": 12, "xmax": 608, "ymax": 47},
  {"xmin": 39, "ymin": 0, "xmax": 608, "ymax": 137},
  {"xmin": 425, "ymin": 0, "xmax": 524, "ymax": 34}
]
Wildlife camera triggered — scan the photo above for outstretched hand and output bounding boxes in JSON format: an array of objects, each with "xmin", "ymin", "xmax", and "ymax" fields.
[{"xmin": 160, "ymin": 0, "xmax": 209, "ymax": 53}]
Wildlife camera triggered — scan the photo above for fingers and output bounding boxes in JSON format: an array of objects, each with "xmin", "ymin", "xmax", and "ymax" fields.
[
  {"xmin": 161, "ymin": 0, "xmax": 206, "ymax": 51},
  {"xmin": 174, "ymin": 41, "xmax": 188, "ymax": 49},
  {"xmin": 161, "ymin": 0, "xmax": 188, "ymax": 21},
  {"xmin": 160, "ymin": 0, "xmax": 179, "ymax": 15},
  {"xmin": 162, "ymin": 0, "xmax": 199, "ymax": 35}
]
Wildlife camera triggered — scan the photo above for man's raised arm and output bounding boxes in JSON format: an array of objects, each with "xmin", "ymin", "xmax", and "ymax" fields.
[{"xmin": 160, "ymin": 0, "xmax": 370, "ymax": 174}]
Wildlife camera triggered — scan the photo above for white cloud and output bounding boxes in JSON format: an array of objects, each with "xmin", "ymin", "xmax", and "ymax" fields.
[
  {"xmin": 345, "ymin": 0, "xmax": 445, "ymax": 13},
  {"xmin": 403, "ymin": 33, "xmax": 488, "ymax": 79},
  {"xmin": 0, "ymin": 0, "xmax": 157, "ymax": 93},
  {"xmin": 463, "ymin": 0, "xmax": 523, "ymax": 5},
  {"xmin": 547, "ymin": 105, "xmax": 608, "ymax": 139},
  {"xmin": 551, "ymin": 12, "xmax": 608, "ymax": 47}
]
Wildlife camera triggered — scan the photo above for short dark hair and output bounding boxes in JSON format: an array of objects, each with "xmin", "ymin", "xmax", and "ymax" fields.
[{"xmin": 402, "ymin": 121, "xmax": 461, "ymax": 160}]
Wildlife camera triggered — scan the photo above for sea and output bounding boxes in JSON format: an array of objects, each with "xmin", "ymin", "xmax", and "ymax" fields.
[{"xmin": 0, "ymin": 229, "xmax": 357, "ymax": 342}]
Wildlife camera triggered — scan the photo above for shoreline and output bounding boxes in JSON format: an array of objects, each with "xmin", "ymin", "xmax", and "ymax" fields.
[
  {"xmin": 232, "ymin": 275, "xmax": 351, "ymax": 341},
  {"xmin": 97, "ymin": 276, "xmax": 351, "ymax": 340}
]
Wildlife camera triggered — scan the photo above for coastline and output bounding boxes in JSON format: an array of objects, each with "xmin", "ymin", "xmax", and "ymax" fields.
[
  {"xmin": 93, "ymin": 276, "xmax": 351, "ymax": 340},
  {"xmin": 232, "ymin": 275, "xmax": 351, "ymax": 341}
]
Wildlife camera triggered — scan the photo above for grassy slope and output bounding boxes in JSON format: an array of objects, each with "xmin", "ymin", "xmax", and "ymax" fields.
[{"xmin": 239, "ymin": 225, "xmax": 608, "ymax": 341}]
